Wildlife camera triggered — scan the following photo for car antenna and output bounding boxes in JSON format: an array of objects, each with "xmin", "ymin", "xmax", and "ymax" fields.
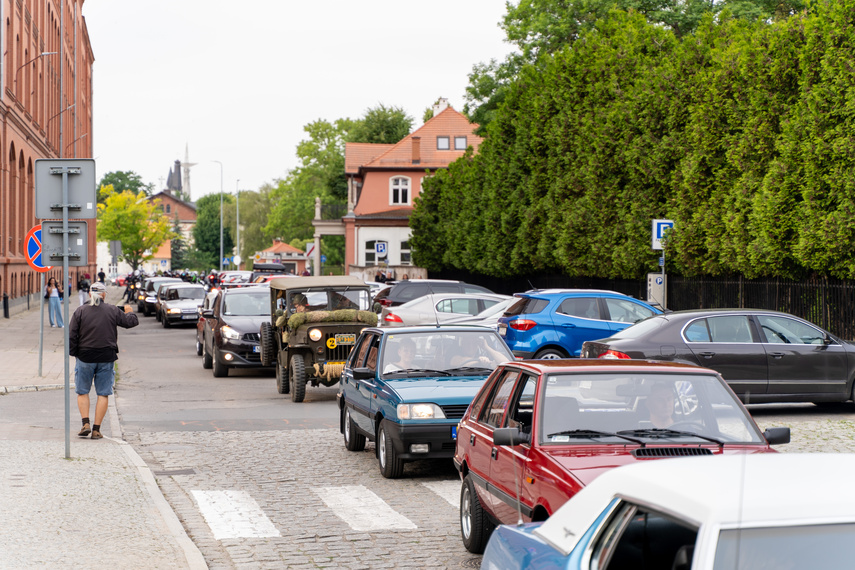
[{"xmin": 527, "ymin": 279, "xmax": 537, "ymax": 292}]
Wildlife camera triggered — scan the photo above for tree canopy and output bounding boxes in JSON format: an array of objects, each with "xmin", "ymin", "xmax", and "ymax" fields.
[
  {"xmin": 413, "ymin": 1, "xmax": 855, "ymax": 280},
  {"xmin": 192, "ymin": 193, "xmax": 235, "ymax": 271},
  {"xmin": 97, "ymin": 171, "xmax": 154, "ymax": 204},
  {"xmin": 96, "ymin": 186, "xmax": 176, "ymax": 271}
]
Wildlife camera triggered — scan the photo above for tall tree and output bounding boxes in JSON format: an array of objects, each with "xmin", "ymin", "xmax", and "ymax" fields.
[
  {"xmin": 193, "ymin": 193, "xmax": 234, "ymax": 271},
  {"xmin": 96, "ymin": 186, "xmax": 176, "ymax": 271},
  {"xmin": 97, "ymin": 171, "xmax": 154, "ymax": 204},
  {"xmin": 169, "ymin": 216, "xmax": 188, "ymax": 270}
]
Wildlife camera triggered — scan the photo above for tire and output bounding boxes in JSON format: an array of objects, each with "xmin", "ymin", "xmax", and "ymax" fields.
[
  {"xmin": 259, "ymin": 322, "xmax": 274, "ymax": 367},
  {"xmin": 162, "ymin": 313, "xmax": 170, "ymax": 328},
  {"xmin": 343, "ymin": 406, "xmax": 366, "ymax": 451},
  {"xmin": 143, "ymin": 303, "xmax": 150, "ymax": 317},
  {"xmin": 534, "ymin": 347, "xmax": 567, "ymax": 360},
  {"xmin": 289, "ymin": 354, "xmax": 306, "ymax": 403},
  {"xmin": 202, "ymin": 341, "xmax": 213, "ymax": 369},
  {"xmin": 377, "ymin": 421, "xmax": 404, "ymax": 478},
  {"xmin": 461, "ymin": 474, "xmax": 493, "ymax": 554},
  {"xmin": 196, "ymin": 338, "xmax": 203, "ymax": 356},
  {"xmin": 212, "ymin": 348, "xmax": 228, "ymax": 377},
  {"xmin": 155, "ymin": 308, "xmax": 161, "ymax": 322},
  {"xmin": 276, "ymin": 360, "xmax": 290, "ymax": 394}
]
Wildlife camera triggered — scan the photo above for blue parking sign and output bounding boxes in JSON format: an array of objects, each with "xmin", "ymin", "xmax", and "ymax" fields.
[{"xmin": 375, "ymin": 241, "xmax": 388, "ymax": 258}]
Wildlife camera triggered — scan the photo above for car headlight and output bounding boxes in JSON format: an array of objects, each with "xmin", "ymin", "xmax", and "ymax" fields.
[
  {"xmin": 167, "ymin": 308, "xmax": 181, "ymax": 314},
  {"xmin": 221, "ymin": 325, "xmax": 242, "ymax": 340},
  {"xmin": 309, "ymin": 328, "xmax": 323, "ymax": 342},
  {"xmin": 397, "ymin": 403, "xmax": 446, "ymax": 420}
]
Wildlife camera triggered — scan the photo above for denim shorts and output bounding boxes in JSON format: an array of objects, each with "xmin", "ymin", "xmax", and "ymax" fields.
[{"xmin": 74, "ymin": 360, "xmax": 115, "ymax": 396}]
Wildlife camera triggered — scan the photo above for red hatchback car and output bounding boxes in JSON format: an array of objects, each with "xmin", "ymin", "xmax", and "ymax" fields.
[{"xmin": 453, "ymin": 359, "xmax": 791, "ymax": 554}]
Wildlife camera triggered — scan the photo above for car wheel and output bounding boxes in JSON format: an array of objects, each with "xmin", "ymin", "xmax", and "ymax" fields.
[
  {"xmin": 343, "ymin": 407, "xmax": 366, "ymax": 452},
  {"xmin": 196, "ymin": 338, "xmax": 203, "ymax": 356},
  {"xmin": 289, "ymin": 354, "xmax": 306, "ymax": 403},
  {"xmin": 212, "ymin": 348, "xmax": 228, "ymax": 377},
  {"xmin": 259, "ymin": 322, "xmax": 274, "ymax": 367},
  {"xmin": 162, "ymin": 313, "xmax": 170, "ymax": 328},
  {"xmin": 534, "ymin": 347, "xmax": 566, "ymax": 360},
  {"xmin": 202, "ymin": 340, "xmax": 213, "ymax": 369},
  {"xmin": 377, "ymin": 421, "xmax": 404, "ymax": 479},
  {"xmin": 276, "ymin": 360, "xmax": 290, "ymax": 394},
  {"xmin": 461, "ymin": 474, "xmax": 493, "ymax": 554},
  {"xmin": 143, "ymin": 304, "xmax": 150, "ymax": 317},
  {"xmin": 155, "ymin": 308, "xmax": 161, "ymax": 322}
]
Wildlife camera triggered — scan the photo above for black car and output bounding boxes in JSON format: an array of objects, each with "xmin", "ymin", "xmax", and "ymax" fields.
[
  {"xmin": 200, "ymin": 285, "xmax": 273, "ymax": 377},
  {"xmin": 373, "ymin": 279, "xmax": 494, "ymax": 308},
  {"xmin": 581, "ymin": 309, "xmax": 855, "ymax": 404},
  {"xmin": 137, "ymin": 276, "xmax": 182, "ymax": 316}
]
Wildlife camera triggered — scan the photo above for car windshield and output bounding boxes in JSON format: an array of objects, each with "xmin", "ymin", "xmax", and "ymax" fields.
[
  {"xmin": 539, "ymin": 372, "xmax": 763, "ymax": 444},
  {"xmin": 223, "ymin": 292, "xmax": 269, "ymax": 316},
  {"xmin": 714, "ymin": 523, "xmax": 855, "ymax": 570},
  {"xmin": 176, "ymin": 288, "xmax": 206, "ymax": 300},
  {"xmin": 380, "ymin": 330, "xmax": 514, "ymax": 376},
  {"xmin": 284, "ymin": 288, "xmax": 372, "ymax": 313}
]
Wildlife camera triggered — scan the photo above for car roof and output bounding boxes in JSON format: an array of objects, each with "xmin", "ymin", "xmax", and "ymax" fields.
[
  {"xmin": 269, "ymin": 275, "xmax": 367, "ymax": 291},
  {"xmin": 399, "ymin": 292, "xmax": 510, "ymax": 305},
  {"xmin": 518, "ymin": 288, "xmax": 630, "ymax": 297},
  {"xmin": 535, "ymin": 453, "xmax": 855, "ymax": 555},
  {"xmin": 360, "ymin": 324, "xmax": 507, "ymax": 335},
  {"xmin": 503, "ymin": 358, "xmax": 711, "ymax": 375}
]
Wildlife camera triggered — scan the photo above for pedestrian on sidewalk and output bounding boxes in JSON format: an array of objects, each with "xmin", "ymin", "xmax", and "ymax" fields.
[
  {"xmin": 77, "ymin": 273, "xmax": 91, "ymax": 306},
  {"xmin": 69, "ymin": 281, "xmax": 139, "ymax": 440},
  {"xmin": 44, "ymin": 276, "xmax": 64, "ymax": 328},
  {"xmin": 97, "ymin": 267, "xmax": 106, "ymax": 283}
]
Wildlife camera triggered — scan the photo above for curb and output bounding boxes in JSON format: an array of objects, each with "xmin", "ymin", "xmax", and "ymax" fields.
[{"xmin": 0, "ymin": 383, "xmax": 72, "ymax": 394}]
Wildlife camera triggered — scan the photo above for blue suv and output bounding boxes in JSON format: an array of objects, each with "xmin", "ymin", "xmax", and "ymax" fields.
[{"xmin": 497, "ymin": 289, "xmax": 662, "ymax": 359}]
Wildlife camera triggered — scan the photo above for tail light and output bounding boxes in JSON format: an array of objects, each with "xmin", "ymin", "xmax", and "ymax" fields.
[
  {"xmin": 509, "ymin": 319, "xmax": 537, "ymax": 331},
  {"xmin": 378, "ymin": 298, "xmax": 393, "ymax": 307},
  {"xmin": 599, "ymin": 349, "xmax": 630, "ymax": 360},
  {"xmin": 384, "ymin": 313, "xmax": 403, "ymax": 324}
]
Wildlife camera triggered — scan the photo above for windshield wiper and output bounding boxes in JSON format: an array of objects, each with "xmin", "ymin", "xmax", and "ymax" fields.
[
  {"xmin": 385, "ymin": 368, "xmax": 453, "ymax": 377},
  {"xmin": 444, "ymin": 366, "xmax": 493, "ymax": 374},
  {"xmin": 547, "ymin": 429, "xmax": 645, "ymax": 446},
  {"xmin": 618, "ymin": 428, "xmax": 724, "ymax": 446}
]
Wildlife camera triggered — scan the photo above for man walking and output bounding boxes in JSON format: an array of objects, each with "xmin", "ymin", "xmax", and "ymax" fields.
[{"xmin": 69, "ymin": 281, "xmax": 139, "ymax": 439}]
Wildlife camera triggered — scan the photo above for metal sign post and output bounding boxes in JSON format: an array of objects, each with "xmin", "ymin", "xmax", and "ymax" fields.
[
  {"xmin": 652, "ymin": 219, "xmax": 674, "ymax": 310},
  {"xmin": 35, "ymin": 159, "xmax": 95, "ymax": 459}
]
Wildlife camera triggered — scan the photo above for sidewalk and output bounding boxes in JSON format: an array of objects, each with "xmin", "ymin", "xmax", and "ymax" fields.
[{"xmin": 0, "ymin": 284, "xmax": 207, "ymax": 569}]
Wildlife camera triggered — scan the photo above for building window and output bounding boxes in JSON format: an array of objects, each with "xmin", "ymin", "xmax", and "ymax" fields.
[
  {"xmin": 401, "ymin": 241, "xmax": 411, "ymax": 265},
  {"xmin": 166, "ymin": 204, "xmax": 171, "ymax": 214},
  {"xmin": 390, "ymin": 177, "xmax": 410, "ymax": 205},
  {"xmin": 365, "ymin": 240, "xmax": 376, "ymax": 266},
  {"xmin": 437, "ymin": 136, "xmax": 450, "ymax": 150},
  {"xmin": 455, "ymin": 136, "xmax": 468, "ymax": 150}
]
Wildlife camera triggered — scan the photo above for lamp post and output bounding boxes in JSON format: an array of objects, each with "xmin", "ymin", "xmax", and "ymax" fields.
[
  {"xmin": 211, "ymin": 161, "xmax": 224, "ymax": 272},
  {"xmin": 64, "ymin": 133, "xmax": 87, "ymax": 155},
  {"xmin": 235, "ymin": 179, "xmax": 240, "ymax": 268},
  {"xmin": 14, "ymin": 51, "xmax": 57, "ymax": 98}
]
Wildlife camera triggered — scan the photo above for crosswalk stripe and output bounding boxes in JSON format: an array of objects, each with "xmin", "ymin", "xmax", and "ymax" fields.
[
  {"xmin": 192, "ymin": 490, "xmax": 281, "ymax": 540},
  {"xmin": 313, "ymin": 485, "xmax": 418, "ymax": 531},
  {"xmin": 421, "ymin": 480, "xmax": 461, "ymax": 508}
]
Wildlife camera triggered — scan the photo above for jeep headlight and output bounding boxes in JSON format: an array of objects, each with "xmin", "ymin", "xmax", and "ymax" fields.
[
  {"xmin": 221, "ymin": 325, "xmax": 241, "ymax": 340},
  {"xmin": 397, "ymin": 403, "xmax": 446, "ymax": 420},
  {"xmin": 309, "ymin": 328, "xmax": 323, "ymax": 342}
]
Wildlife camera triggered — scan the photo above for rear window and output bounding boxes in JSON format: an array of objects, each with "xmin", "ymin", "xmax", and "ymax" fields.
[
  {"xmin": 609, "ymin": 316, "xmax": 666, "ymax": 339},
  {"xmin": 503, "ymin": 297, "xmax": 548, "ymax": 317}
]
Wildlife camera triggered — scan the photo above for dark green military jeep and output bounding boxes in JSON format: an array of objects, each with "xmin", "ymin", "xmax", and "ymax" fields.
[{"xmin": 259, "ymin": 276, "xmax": 377, "ymax": 402}]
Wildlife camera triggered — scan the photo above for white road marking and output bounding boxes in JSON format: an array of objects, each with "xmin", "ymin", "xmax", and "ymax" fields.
[
  {"xmin": 313, "ymin": 485, "xmax": 417, "ymax": 531},
  {"xmin": 191, "ymin": 490, "xmax": 281, "ymax": 540},
  {"xmin": 421, "ymin": 480, "xmax": 461, "ymax": 508}
]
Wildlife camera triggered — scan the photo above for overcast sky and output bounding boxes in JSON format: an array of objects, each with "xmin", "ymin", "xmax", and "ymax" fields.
[{"xmin": 81, "ymin": 1, "xmax": 515, "ymax": 201}]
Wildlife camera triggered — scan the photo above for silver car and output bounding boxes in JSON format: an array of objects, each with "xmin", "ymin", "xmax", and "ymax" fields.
[
  {"xmin": 380, "ymin": 293, "xmax": 510, "ymax": 327},
  {"xmin": 158, "ymin": 283, "xmax": 207, "ymax": 327}
]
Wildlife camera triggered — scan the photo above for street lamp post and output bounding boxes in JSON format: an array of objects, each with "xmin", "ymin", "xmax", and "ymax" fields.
[
  {"xmin": 212, "ymin": 161, "xmax": 224, "ymax": 272},
  {"xmin": 14, "ymin": 51, "xmax": 57, "ymax": 98},
  {"xmin": 235, "ymin": 179, "xmax": 240, "ymax": 268}
]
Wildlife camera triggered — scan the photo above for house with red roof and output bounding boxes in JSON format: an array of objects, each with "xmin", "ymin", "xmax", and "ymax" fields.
[
  {"xmin": 255, "ymin": 238, "xmax": 309, "ymax": 275},
  {"xmin": 312, "ymin": 99, "xmax": 483, "ymax": 278}
]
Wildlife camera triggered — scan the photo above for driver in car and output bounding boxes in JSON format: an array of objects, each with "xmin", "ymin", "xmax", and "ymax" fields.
[
  {"xmin": 291, "ymin": 293, "xmax": 309, "ymax": 314},
  {"xmin": 448, "ymin": 336, "xmax": 509, "ymax": 368},
  {"xmin": 643, "ymin": 382, "xmax": 676, "ymax": 428}
]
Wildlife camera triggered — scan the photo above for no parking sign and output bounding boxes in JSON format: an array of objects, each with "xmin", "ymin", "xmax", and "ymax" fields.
[{"xmin": 25, "ymin": 224, "xmax": 52, "ymax": 272}]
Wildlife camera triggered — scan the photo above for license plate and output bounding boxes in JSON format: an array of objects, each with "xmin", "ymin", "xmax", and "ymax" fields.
[
  {"xmin": 181, "ymin": 315, "xmax": 195, "ymax": 319},
  {"xmin": 325, "ymin": 361, "xmax": 344, "ymax": 366},
  {"xmin": 335, "ymin": 333, "xmax": 356, "ymax": 345},
  {"xmin": 451, "ymin": 426, "xmax": 457, "ymax": 440},
  {"xmin": 253, "ymin": 345, "xmax": 261, "ymax": 353}
]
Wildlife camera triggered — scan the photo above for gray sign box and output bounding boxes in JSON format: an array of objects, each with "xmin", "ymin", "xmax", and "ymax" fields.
[
  {"xmin": 35, "ymin": 159, "xmax": 97, "ymax": 220},
  {"xmin": 40, "ymin": 220, "xmax": 89, "ymax": 266}
]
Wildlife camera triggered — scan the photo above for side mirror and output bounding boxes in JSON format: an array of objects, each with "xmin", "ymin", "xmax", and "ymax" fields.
[
  {"xmin": 353, "ymin": 368, "xmax": 375, "ymax": 380},
  {"xmin": 202, "ymin": 309, "xmax": 214, "ymax": 318},
  {"xmin": 493, "ymin": 427, "xmax": 530, "ymax": 446},
  {"xmin": 763, "ymin": 426, "xmax": 790, "ymax": 445}
]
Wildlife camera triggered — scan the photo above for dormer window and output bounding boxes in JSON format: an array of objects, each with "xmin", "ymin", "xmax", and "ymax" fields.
[
  {"xmin": 390, "ymin": 177, "xmax": 410, "ymax": 205},
  {"xmin": 455, "ymin": 136, "xmax": 468, "ymax": 150},
  {"xmin": 437, "ymin": 136, "xmax": 450, "ymax": 150}
]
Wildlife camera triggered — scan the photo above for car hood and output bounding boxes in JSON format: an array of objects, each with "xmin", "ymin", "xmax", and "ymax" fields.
[
  {"xmin": 164, "ymin": 299, "xmax": 203, "ymax": 310},
  {"xmin": 384, "ymin": 377, "xmax": 489, "ymax": 405},
  {"xmin": 543, "ymin": 446, "xmax": 772, "ymax": 487},
  {"xmin": 221, "ymin": 315, "xmax": 268, "ymax": 333}
]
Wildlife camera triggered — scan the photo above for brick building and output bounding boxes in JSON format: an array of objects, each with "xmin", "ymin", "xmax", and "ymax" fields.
[{"xmin": 1, "ymin": 0, "xmax": 94, "ymax": 314}]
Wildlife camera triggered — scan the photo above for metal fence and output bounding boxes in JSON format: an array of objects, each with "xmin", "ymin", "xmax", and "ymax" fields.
[{"xmin": 431, "ymin": 270, "xmax": 855, "ymax": 340}]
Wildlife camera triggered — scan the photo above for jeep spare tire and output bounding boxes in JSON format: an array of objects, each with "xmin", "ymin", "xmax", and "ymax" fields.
[{"xmin": 259, "ymin": 321, "xmax": 274, "ymax": 367}]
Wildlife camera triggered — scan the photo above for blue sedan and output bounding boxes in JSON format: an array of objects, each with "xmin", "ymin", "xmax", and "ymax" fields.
[{"xmin": 337, "ymin": 325, "xmax": 514, "ymax": 478}]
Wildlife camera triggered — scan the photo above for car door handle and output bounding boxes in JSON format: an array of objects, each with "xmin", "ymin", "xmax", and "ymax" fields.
[
  {"xmin": 470, "ymin": 434, "xmax": 476, "ymax": 446},
  {"xmin": 561, "ymin": 324, "xmax": 576, "ymax": 328},
  {"xmin": 768, "ymin": 352, "xmax": 785, "ymax": 358},
  {"xmin": 491, "ymin": 447, "xmax": 498, "ymax": 460},
  {"xmin": 698, "ymin": 351, "xmax": 715, "ymax": 358}
]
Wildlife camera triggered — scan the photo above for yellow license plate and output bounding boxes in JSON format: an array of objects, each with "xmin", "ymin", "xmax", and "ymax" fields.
[
  {"xmin": 325, "ymin": 361, "xmax": 345, "ymax": 366},
  {"xmin": 335, "ymin": 334, "xmax": 356, "ymax": 345}
]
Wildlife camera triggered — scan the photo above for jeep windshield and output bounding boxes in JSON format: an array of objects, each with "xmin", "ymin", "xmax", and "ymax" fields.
[{"xmin": 287, "ymin": 289, "xmax": 372, "ymax": 313}]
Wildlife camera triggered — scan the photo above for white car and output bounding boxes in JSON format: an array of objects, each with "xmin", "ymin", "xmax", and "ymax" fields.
[
  {"xmin": 442, "ymin": 297, "xmax": 516, "ymax": 329},
  {"xmin": 480, "ymin": 453, "xmax": 855, "ymax": 570},
  {"xmin": 380, "ymin": 292, "xmax": 510, "ymax": 327}
]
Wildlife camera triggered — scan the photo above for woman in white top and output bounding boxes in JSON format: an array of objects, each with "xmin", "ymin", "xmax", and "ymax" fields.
[{"xmin": 45, "ymin": 277, "xmax": 64, "ymax": 328}]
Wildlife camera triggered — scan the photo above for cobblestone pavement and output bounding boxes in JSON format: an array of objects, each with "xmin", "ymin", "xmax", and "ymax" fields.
[{"xmin": 123, "ymin": 404, "xmax": 855, "ymax": 570}]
